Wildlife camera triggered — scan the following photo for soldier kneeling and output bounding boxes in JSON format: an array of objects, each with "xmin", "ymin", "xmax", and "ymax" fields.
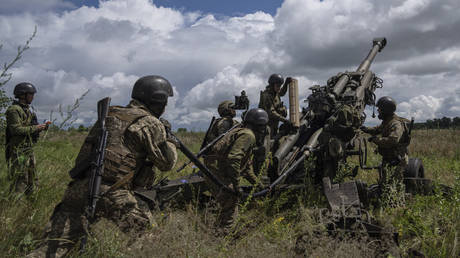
[
  {"xmin": 28, "ymin": 75, "xmax": 177, "ymax": 257},
  {"xmin": 204, "ymin": 108, "xmax": 268, "ymax": 232}
]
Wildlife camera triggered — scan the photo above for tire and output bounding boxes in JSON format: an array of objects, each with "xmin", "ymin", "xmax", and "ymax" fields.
[{"xmin": 405, "ymin": 157, "xmax": 424, "ymax": 178}]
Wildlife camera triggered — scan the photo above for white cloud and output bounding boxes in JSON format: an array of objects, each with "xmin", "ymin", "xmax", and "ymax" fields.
[{"xmin": 1, "ymin": 0, "xmax": 459, "ymax": 130}]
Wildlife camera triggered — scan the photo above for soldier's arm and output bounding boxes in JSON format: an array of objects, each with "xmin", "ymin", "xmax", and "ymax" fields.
[
  {"xmin": 365, "ymin": 124, "xmax": 382, "ymax": 135},
  {"xmin": 261, "ymin": 94, "xmax": 288, "ymax": 123},
  {"xmin": 279, "ymin": 81, "xmax": 289, "ymax": 97},
  {"xmin": 6, "ymin": 107, "xmax": 40, "ymax": 136},
  {"xmin": 128, "ymin": 116, "xmax": 177, "ymax": 171},
  {"xmin": 227, "ymin": 133, "xmax": 256, "ymax": 183},
  {"xmin": 373, "ymin": 121, "xmax": 403, "ymax": 148}
]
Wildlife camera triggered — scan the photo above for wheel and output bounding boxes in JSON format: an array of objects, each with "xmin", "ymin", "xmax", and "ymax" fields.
[{"xmin": 404, "ymin": 157, "xmax": 424, "ymax": 178}]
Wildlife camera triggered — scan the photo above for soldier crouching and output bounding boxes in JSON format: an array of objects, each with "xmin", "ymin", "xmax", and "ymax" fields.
[
  {"xmin": 204, "ymin": 108, "xmax": 268, "ymax": 233},
  {"xmin": 28, "ymin": 75, "xmax": 177, "ymax": 257},
  {"xmin": 361, "ymin": 96, "xmax": 410, "ymax": 205}
]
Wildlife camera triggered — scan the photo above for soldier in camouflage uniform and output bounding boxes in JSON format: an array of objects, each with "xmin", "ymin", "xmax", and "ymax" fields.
[
  {"xmin": 28, "ymin": 75, "xmax": 177, "ymax": 257},
  {"xmin": 258, "ymin": 74, "xmax": 293, "ymax": 139},
  {"xmin": 5, "ymin": 82, "xmax": 48, "ymax": 195},
  {"xmin": 205, "ymin": 100, "xmax": 239, "ymax": 144},
  {"xmin": 361, "ymin": 96, "xmax": 410, "ymax": 193},
  {"xmin": 204, "ymin": 108, "xmax": 268, "ymax": 230}
]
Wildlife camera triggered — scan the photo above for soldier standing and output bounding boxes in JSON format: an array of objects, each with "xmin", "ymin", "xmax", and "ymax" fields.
[
  {"xmin": 361, "ymin": 96, "xmax": 410, "ymax": 195},
  {"xmin": 204, "ymin": 108, "xmax": 268, "ymax": 232},
  {"xmin": 28, "ymin": 75, "xmax": 177, "ymax": 257},
  {"xmin": 5, "ymin": 82, "xmax": 48, "ymax": 195},
  {"xmin": 205, "ymin": 100, "xmax": 240, "ymax": 144},
  {"xmin": 258, "ymin": 74, "xmax": 293, "ymax": 139}
]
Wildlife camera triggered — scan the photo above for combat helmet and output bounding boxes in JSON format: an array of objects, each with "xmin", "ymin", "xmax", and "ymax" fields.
[
  {"xmin": 268, "ymin": 74, "xmax": 284, "ymax": 86},
  {"xmin": 218, "ymin": 100, "xmax": 235, "ymax": 117},
  {"xmin": 14, "ymin": 82, "xmax": 37, "ymax": 98},
  {"xmin": 244, "ymin": 108, "xmax": 269, "ymax": 126},
  {"xmin": 132, "ymin": 75, "xmax": 173, "ymax": 105},
  {"xmin": 376, "ymin": 96, "xmax": 396, "ymax": 115}
]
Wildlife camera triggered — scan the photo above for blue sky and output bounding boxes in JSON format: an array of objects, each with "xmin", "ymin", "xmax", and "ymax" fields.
[
  {"xmin": 1, "ymin": 0, "xmax": 459, "ymax": 129},
  {"xmin": 69, "ymin": 0, "xmax": 284, "ymax": 16}
]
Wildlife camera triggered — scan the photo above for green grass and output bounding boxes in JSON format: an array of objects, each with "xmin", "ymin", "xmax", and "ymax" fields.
[{"xmin": 0, "ymin": 129, "xmax": 459, "ymax": 257}]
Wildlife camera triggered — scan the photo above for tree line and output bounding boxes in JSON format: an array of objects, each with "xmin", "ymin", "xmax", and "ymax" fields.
[{"xmin": 413, "ymin": 116, "xmax": 460, "ymax": 129}]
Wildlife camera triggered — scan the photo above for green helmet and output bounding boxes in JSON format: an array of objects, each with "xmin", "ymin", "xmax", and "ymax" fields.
[
  {"xmin": 268, "ymin": 74, "xmax": 284, "ymax": 86},
  {"xmin": 218, "ymin": 100, "xmax": 235, "ymax": 117},
  {"xmin": 131, "ymin": 75, "xmax": 173, "ymax": 105},
  {"xmin": 244, "ymin": 108, "xmax": 269, "ymax": 126},
  {"xmin": 376, "ymin": 96, "xmax": 396, "ymax": 115},
  {"xmin": 14, "ymin": 82, "xmax": 37, "ymax": 98}
]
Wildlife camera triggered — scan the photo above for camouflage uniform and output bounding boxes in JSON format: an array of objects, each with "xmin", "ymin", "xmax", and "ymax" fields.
[
  {"xmin": 29, "ymin": 100, "xmax": 177, "ymax": 257},
  {"xmin": 205, "ymin": 117, "xmax": 239, "ymax": 144},
  {"xmin": 204, "ymin": 127, "xmax": 259, "ymax": 228},
  {"xmin": 5, "ymin": 100, "xmax": 41, "ymax": 194},
  {"xmin": 365, "ymin": 114, "xmax": 410, "ymax": 185},
  {"xmin": 258, "ymin": 85, "xmax": 288, "ymax": 139}
]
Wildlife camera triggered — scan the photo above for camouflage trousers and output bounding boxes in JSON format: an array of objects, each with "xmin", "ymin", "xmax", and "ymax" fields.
[
  {"xmin": 378, "ymin": 155, "xmax": 408, "ymax": 207},
  {"xmin": 7, "ymin": 148, "xmax": 38, "ymax": 195},
  {"xmin": 28, "ymin": 177, "xmax": 155, "ymax": 258},
  {"xmin": 204, "ymin": 158, "xmax": 239, "ymax": 229}
]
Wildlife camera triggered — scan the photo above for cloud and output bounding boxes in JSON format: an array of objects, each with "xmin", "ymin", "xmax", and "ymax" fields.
[
  {"xmin": 0, "ymin": 0, "xmax": 76, "ymax": 14},
  {"xmin": 1, "ymin": 0, "xmax": 459, "ymax": 130}
]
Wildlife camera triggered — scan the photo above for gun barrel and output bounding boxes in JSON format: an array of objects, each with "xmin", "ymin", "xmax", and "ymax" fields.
[
  {"xmin": 332, "ymin": 38, "xmax": 386, "ymax": 97},
  {"xmin": 356, "ymin": 37, "xmax": 387, "ymax": 73}
]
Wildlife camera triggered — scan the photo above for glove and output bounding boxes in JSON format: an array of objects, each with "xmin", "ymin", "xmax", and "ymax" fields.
[
  {"xmin": 360, "ymin": 126, "xmax": 369, "ymax": 133},
  {"xmin": 160, "ymin": 118, "xmax": 179, "ymax": 147},
  {"xmin": 285, "ymin": 77, "xmax": 293, "ymax": 85},
  {"xmin": 280, "ymin": 106, "xmax": 287, "ymax": 117},
  {"xmin": 159, "ymin": 118, "xmax": 172, "ymax": 133}
]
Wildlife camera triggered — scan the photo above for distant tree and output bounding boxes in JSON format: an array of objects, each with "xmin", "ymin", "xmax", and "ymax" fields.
[
  {"xmin": 453, "ymin": 117, "xmax": 460, "ymax": 128},
  {"xmin": 177, "ymin": 128, "xmax": 187, "ymax": 133},
  {"xmin": 77, "ymin": 125, "xmax": 88, "ymax": 132},
  {"xmin": 440, "ymin": 117, "xmax": 451, "ymax": 129}
]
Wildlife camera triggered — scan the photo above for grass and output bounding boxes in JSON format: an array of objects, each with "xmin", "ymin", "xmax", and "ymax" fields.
[{"xmin": 0, "ymin": 129, "xmax": 459, "ymax": 257}]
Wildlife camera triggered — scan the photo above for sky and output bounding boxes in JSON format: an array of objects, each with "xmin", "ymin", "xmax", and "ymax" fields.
[{"xmin": 0, "ymin": 0, "xmax": 459, "ymax": 130}]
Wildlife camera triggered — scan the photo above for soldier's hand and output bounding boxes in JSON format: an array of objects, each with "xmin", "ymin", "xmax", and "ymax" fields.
[
  {"xmin": 36, "ymin": 124, "xmax": 48, "ymax": 131},
  {"xmin": 285, "ymin": 77, "xmax": 293, "ymax": 85},
  {"xmin": 159, "ymin": 118, "xmax": 172, "ymax": 133},
  {"xmin": 360, "ymin": 126, "xmax": 369, "ymax": 133}
]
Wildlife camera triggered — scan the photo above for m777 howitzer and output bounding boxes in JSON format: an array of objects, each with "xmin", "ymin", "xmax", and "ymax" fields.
[{"xmin": 271, "ymin": 37, "xmax": 389, "ymax": 185}]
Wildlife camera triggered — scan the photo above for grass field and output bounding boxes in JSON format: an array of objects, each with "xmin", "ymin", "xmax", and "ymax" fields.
[{"xmin": 0, "ymin": 129, "xmax": 459, "ymax": 257}]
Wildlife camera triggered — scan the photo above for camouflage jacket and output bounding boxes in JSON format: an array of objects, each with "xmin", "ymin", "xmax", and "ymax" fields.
[
  {"xmin": 205, "ymin": 116, "xmax": 240, "ymax": 144},
  {"xmin": 5, "ymin": 101, "xmax": 40, "ymax": 153},
  {"xmin": 209, "ymin": 127, "xmax": 258, "ymax": 187},
  {"xmin": 73, "ymin": 99, "xmax": 177, "ymax": 189},
  {"xmin": 366, "ymin": 114, "xmax": 410, "ymax": 161},
  {"xmin": 259, "ymin": 85, "xmax": 288, "ymax": 124}
]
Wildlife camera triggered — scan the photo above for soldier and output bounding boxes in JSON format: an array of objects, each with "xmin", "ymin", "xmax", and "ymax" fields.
[
  {"xmin": 361, "ymin": 96, "xmax": 410, "ymax": 194},
  {"xmin": 5, "ymin": 82, "xmax": 48, "ymax": 195},
  {"xmin": 204, "ymin": 108, "xmax": 268, "ymax": 231},
  {"xmin": 205, "ymin": 100, "xmax": 240, "ymax": 144},
  {"xmin": 28, "ymin": 75, "xmax": 177, "ymax": 257},
  {"xmin": 258, "ymin": 74, "xmax": 293, "ymax": 139}
]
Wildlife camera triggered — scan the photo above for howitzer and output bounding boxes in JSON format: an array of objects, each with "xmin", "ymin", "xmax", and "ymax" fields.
[{"xmin": 273, "ymin": 38, "xmax": 387, "ymax": 184}]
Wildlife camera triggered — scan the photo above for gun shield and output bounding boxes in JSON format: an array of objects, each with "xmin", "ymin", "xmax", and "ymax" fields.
[{"xmin": 289, "ymin": 78, "xmax": 300, "ymax": 127}]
